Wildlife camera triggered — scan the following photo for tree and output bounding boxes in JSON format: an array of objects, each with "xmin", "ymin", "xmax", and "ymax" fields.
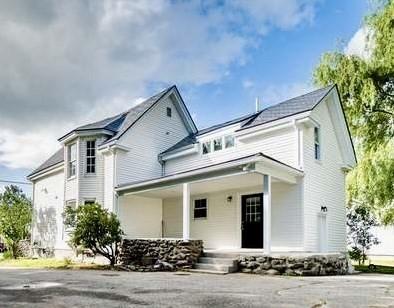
[
  {"xmin": 64, "ymin": 203, "xmax": 123, "ymax": 266},
  {"xmin": 347, "ymin": 203, "xmax": 380, "ymax": 265},
  {"xmin": 0, "ymin": 185, "xmax": 32, "ymax": 258},
  {"xmin": 314, "ymin": 0, "xmax": 394, "ymax": 223}
]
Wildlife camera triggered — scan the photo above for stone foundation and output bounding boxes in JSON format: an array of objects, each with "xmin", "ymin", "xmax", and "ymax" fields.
[
  {"xmin": 238, "ymin": 254, "xmax": 349, "ymax": 276},
  {"xmin": 119, "ymin": 239, "xmax": 203, "ymax": 271}
]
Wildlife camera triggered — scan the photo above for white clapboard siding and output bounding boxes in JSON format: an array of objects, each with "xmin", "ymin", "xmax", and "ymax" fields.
[
  {"xmin": 164, "ymin": 126, "xmax": 297, "ymax": 175},
  {"xmin": 78, "ymin": 136, "xmax": 106, "ymax": 205},
  {"xmin": 119, "ymin": 195, "xmax": 163, "ymax": 238},
  {"xmin": 303, "ymin": 97, "xmax": 347, "ymax": 252},
  {"xmin": 116, "ymin": 97, "xmax": 190, "ymax": 185},
  {"xmin": 32, "ymin": 170, "xmax": 67, "ymax": 249},
  {"xmin": 103, "ymin": 151, "xmax": 115, "ymax": 211},
  {"xmin": 162, "ymin": 183, "xmax": 303, "ymax": 249}
]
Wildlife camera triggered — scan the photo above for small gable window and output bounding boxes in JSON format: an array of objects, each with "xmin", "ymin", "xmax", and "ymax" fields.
[
  {"xmin": 194, "ymin": 198, "xmax": 207, "ymax": 219},
  {"xmin": 166, "ymin": 107, "xmax": 172, "ymax": 117},
  {"xmin": 86, "ymin": 140, "xmax": 96, "ymax": 174},
  {"xmin": 314, "ymin": 126, "xmax": 321, "ymax": 160}
]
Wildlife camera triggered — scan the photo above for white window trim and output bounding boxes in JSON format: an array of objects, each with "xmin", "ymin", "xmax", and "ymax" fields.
[
  {"xmin": 314, "ymin": 125, "xmax": 322, "ymax": 162},
  {"xmin": 201, "ymin": 135, "xmax": 235, "ymax": 156},
  {"xmin": 193, "ymin": 197, "xmax": 208, "ymax": 220},
  {"xmin": 85, "ymin": 139, "xmax": 96, "ymax": 175},
  {"xmin": 67, "ymin": 143, "xmax": 77, "ymax": 179}
]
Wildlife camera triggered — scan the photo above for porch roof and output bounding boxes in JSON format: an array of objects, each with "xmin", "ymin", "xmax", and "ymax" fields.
[{"xmin": 115, "ymin": 153, "xmax": 303, "ymax": 195}]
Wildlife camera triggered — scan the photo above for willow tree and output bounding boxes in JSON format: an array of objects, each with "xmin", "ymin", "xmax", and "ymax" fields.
[{"xmin": 314, "ymin": 0, "xmax": 394, "ymax": 224}]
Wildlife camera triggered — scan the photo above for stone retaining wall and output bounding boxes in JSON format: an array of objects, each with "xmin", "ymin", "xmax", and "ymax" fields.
[
  {"xmin": 238, "ymin": 254, "xmax": 349, "ymax": 276},
  {"xmin": 119, "ymin": 239, "xmax": 203, "ymax": 271}
]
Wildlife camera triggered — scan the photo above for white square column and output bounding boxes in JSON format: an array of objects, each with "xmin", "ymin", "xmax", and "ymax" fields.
[
  {"xmin": 263, "ymin": 174, "xmax": 272, "ymax": 254},
  {"xmin": 182, "ymin": 183, "xmax": 190, "ymax": 241}
]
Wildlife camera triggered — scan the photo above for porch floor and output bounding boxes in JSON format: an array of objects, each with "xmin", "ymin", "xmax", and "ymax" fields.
[{"xmin": 204, "ymin": 249, "xmax": 343, "ymax": 257}]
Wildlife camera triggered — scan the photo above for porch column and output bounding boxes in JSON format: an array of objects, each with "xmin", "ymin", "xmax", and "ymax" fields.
[
  {"xmin": 182, "ymin": 183, "xmax": 190, "ymax": 241},
  {"xmin": 263, "ymin": 174, "xmax": 272, "ymax": 254}
]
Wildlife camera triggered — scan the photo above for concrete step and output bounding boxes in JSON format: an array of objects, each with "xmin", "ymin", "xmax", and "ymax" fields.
[
  {"xmin": 203, "ymin": 252, "xmax": 240, "ymax": 259},
  {"xmin": 187, "ymin": 269, "xmax": 228, "ymax": 275},
  {"xmin": 194, "ymin": 262, "xmax": 238, "ymax": 273},
  {"xmin": 199, "ymin": 257, "xmax": 238, "ymax": 266}
]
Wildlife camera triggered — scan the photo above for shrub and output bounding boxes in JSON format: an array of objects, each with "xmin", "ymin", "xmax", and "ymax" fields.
[
  {"xmin": 64, "ymin": 203, "xmax": 123, "ymax": 266},
  {"xmin": 347, "ymin": 203, "xmax": 380, "ymax": 265},
  {"xmin": 0, "ymin": 185, "xmax": 32, "ymax": 258}
]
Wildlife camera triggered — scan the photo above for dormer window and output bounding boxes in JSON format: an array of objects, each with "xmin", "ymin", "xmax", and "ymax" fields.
[
  {"xmin": 224, "ymin": 135, "xmax": 235, "ymax": 148},
  {"xmin": 314, "ymin": 126, "xmax": 321, "ymax": 160},
  {"xmin": 213, "ymin": 138, "xmax": 222, "ymax": 151},
  {"xmin": 86, "ymin": 140, "xmax": 96, "ymax": 174},
  {"xmin": 202, "ymin": 141, "xmax": 212, "ymax": 154},
  {"xmin": 67, "ymin": 143, "xmax": 76, "ymax": 178},
  {"xmin": 202, "ymin": 135, "xmax": 235, "ymax": 155}
]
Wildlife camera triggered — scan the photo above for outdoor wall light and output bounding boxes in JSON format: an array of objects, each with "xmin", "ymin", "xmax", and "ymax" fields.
[
  {"xmin": 321, "ymin": 206, "xmax": 328, "ymax": 212},
  {"xmin": 227, "ymin": 195, "xmax": 233, "ymax": 203}
]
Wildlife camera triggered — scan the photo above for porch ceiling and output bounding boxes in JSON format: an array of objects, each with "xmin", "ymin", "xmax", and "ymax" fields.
[
  {"xmin": 116, "ymin": 153, "xmax": 303, "ymax": 197},
  {"xmin": 132, "ymin": 172, "xmax": 266, "ymax": 199}
]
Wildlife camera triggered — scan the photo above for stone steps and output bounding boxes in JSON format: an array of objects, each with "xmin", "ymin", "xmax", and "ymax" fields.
[
  {"xmin": 186, "ymin": 269, "xmax": 228, "ymax": 275},
  {"xmin": 190, "ymin": 252, "xmax": 239, "ymax": 274}
]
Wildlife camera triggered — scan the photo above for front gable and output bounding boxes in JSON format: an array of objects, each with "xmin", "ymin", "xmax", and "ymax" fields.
[{"xmin": 310, "ymin": 87, "xmax": 356, "ymax": 168}]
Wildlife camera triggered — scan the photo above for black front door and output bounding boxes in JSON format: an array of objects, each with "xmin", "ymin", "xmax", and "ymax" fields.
[{"xmin": 241, "ymin": 193, "xmax": 264, "ymax": 248}]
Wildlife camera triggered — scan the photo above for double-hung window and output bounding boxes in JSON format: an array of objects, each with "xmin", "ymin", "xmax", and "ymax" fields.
[
  {"xmin": 194, "ymin": 198, "xmax": 207, "ymax": 219},
  {"xmin": 86, "ymin": 140, "xmax": 96, "ymax": 174},
  {"xmin": 68, "ymin": 143, "xmax": 76, "ymax": 178},
  {"xmin": 314, "ymin": 127, "xmax": 321, "ymax": 160}
]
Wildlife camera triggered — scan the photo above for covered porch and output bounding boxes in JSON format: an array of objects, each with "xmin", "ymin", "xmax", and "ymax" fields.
[{"xmin": 115, "ymin": 153, "xmax": 304, "ymax": 254}]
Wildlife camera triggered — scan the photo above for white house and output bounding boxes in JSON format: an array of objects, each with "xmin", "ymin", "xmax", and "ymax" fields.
[{"xmin": 28, "ymin": 85, "xmax": 356, "ymax": 257}]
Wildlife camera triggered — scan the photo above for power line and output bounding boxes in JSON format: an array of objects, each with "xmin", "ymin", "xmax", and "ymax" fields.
[{"xmin": 0, "ymin": 179, "xmax": 32, "ymax": 185}]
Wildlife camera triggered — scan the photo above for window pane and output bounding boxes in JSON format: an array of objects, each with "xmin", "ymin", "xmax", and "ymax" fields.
[
  {"xmin": 224, "ymin": 135, "xmax": 235, "ymax": 148},
  {"xmin": 194, "ymin": 199, "xmax": 207, "ymax": 218},
  {"xmin": 213, "ymin": 138, "xmax": 222, "ymax": 151},
  {"xmin": 86, "ymin": 140, "xmax": 96, "ymax": 173},
  {"xmin": 166, "ymin": 107, "xmax": 172, "ymax": 117},
  {"xmin": 314, "ymin": 127, "xmax": 320, "ymax": 144},
  {"xmin": 202, "ymin": 141, "xmax": 211, "ymax": 154}
]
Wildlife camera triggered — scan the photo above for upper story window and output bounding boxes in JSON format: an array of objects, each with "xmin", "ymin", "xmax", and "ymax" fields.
[
  {"xmin": 202, "ymin": 135, "xmax": 235, "ymax": 155},
  {"xmin": 166, "ymin": 107, "xmax": 172, "ymax": 117},
  {"xmin": 314, "ymin": 126, "xmax": 321, "ymax": 160},
  {"xmin": 67, "ymin": 143, "xmax": 76, "ymax": 178},
  {"xmin": 86, "ymin": 140, "xmax": 96, "ymax": 174},
  {"xmin": 224, "ymin": 135, "xmax": 235, "ymax": 149},
  {"xmin": 202, "ymin": 140, "xmax": 212, "ymax": 154}
]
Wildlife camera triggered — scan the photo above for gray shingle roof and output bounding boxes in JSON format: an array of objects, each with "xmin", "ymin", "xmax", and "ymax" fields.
[
  {"xmin": 33, "ymin": 86, "xmax": 176, "ymax": 177},
  {"xmin": 239, "ymin": 85, "xmax": 334, "ymax": 130},
  {"xmin": 161, "ymin": 85, "xmax": 334, "ymax": 155},
  {"xmin": 58, "ymin": 85, "xmax": 175, "ymax": 142},
  {"xmin": 102, "ymin": 86, "xmax": 175, "ymax": 145},
  {"xmin": 28, "ymin": 148, "xmax": 64, "ymax": 178}
]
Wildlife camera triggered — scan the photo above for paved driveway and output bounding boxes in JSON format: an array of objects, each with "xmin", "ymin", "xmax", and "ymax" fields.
[{"xmin": 0, "ymin": 269, "xmax": 393, "ymax": 307}]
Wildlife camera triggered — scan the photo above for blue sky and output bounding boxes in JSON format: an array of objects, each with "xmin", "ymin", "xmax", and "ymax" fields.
[{"xmin": 0, "ymin": 0, "xmax": 370, "ymax": 197}]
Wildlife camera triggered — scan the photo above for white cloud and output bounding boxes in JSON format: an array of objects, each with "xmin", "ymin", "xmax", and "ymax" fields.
[
  {"xmin": 0, "ymin": 0, "xmax": 317, "ymax": 169},
  {"xmin": 344, "ymin": 27, "xmax": 374, "ymax": 60},
  {"xmin": 260, "ymin": 82, "xmax": 314, "ymax": 106},
  {"xmin": 243, "ymin": 79, "xmax": 255, "ymax": 89}
]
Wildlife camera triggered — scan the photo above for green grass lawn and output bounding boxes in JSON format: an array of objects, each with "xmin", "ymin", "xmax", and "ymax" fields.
[
  {"xmin": 0, "ymin": 255, "xmax": 109, "ymax": 270},
  {"xmin": 353, "ymin": 256, "xmax": 394, "ymax": 275}
]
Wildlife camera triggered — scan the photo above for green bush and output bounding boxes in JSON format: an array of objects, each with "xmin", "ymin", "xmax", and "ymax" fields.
[
  {"xmin": 64, "ymin": 203, "xmax": 123, "ymax": 266},
  {"xmin": 0, "ymin": 185, "xmax": 32, "ymax": 258}
]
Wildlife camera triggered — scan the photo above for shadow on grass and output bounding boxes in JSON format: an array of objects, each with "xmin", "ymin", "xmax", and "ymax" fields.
[{"xmin": 354, "ymin": 265, "xmax": 394, "ymax": 275}]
